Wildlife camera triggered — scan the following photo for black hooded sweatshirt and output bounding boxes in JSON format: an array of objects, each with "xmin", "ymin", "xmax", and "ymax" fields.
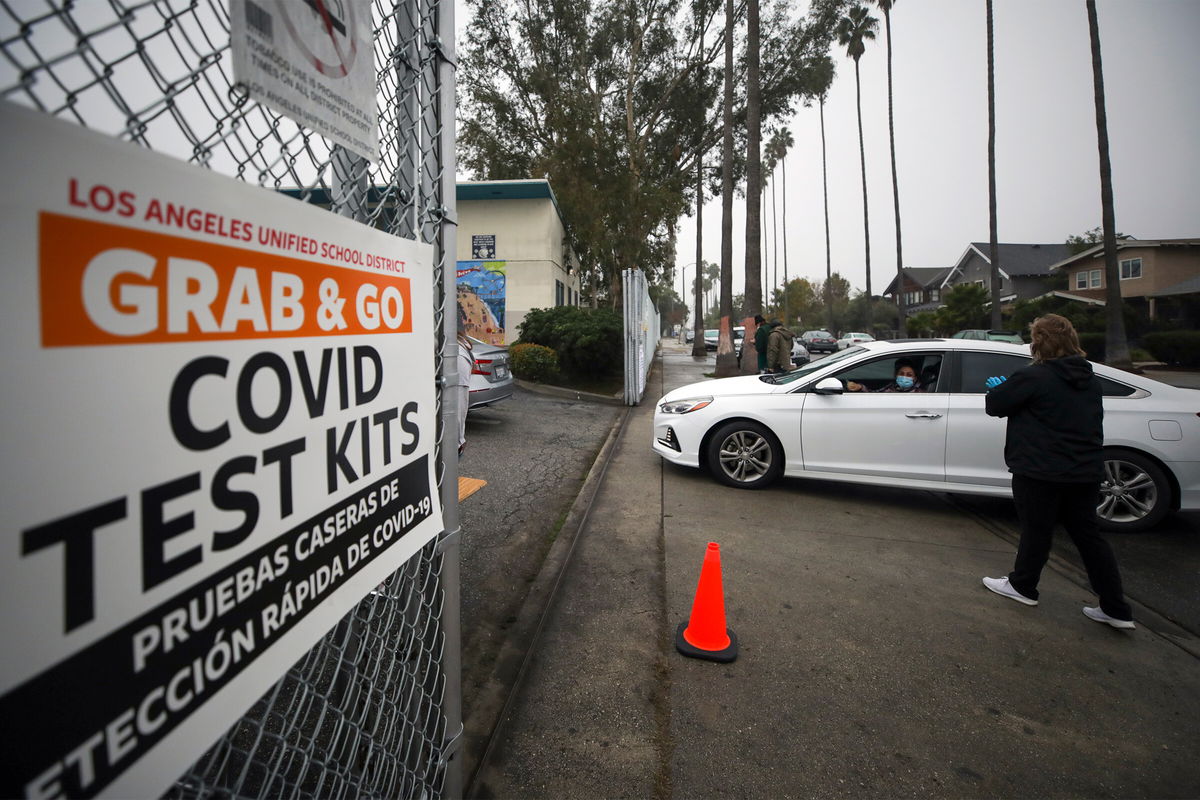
[{"xmin": 984, "ymin": 355, "xmax": 1103, "ymax": 483}]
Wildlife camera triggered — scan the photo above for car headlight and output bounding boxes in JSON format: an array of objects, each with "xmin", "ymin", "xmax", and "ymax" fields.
[{"xmin": 659, "ymin": 396, "xmax": 712, "ymax": 414}]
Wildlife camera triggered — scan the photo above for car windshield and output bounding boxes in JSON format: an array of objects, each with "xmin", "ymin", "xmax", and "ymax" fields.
[
  {"xmin": 766, "ymin": 346, "xmax": 866, "ymax": 384},
  {"xmin": 705, "ymin": 329, "xmax": 718, "ymax": 338},
  {"xmin": 807, "ymin": 331, "xmax": 832, "ymax": 338}
]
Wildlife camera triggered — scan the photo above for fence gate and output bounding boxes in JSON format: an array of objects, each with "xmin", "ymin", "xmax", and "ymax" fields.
[
  {"xmin": 0, "ymin": 1, "xmax": 462, "ymax": 798},
  {"xmin": 622, "ymin": 269, "xmax": 660, "ymax": 405}
]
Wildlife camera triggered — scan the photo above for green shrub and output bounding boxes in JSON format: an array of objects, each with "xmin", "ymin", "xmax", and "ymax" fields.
[
  {"xmin": 1078, "ymin": 332, "xmax": 1105, "ymax": 362},
  {"xmin": 509, "ymin": 343, "xmax": 559, "ymax": 382},
  {"xmin": 1143, "ymin": 331, "xmax": 1200, "ymax": 367},
  {"xmin": 517, "ymin": 306, "xmax": 623, "ymax": 378}
]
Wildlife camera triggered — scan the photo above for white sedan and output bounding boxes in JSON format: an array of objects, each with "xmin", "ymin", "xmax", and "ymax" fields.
[
  {"xmin": 652, "ymin": 339, "xmax": 1200, "ymax": 532},
  {"xmin": 837, "ymin": 331, "xmax": 875, "ymax": 349}
]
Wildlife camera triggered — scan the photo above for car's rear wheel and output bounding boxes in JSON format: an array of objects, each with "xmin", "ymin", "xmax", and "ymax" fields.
[
  {"xmin": 1098, "ymin": 449, "xmax": 1172, "ymax": 533},
  {"xmin": 706, "ymin": 420, "xmax": 782, "ymax": 489}
]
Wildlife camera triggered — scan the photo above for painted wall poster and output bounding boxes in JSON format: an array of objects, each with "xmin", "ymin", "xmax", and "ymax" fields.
[{"xmin": 456, "ymin": 261, "xmax": 507, "ymax": 345}]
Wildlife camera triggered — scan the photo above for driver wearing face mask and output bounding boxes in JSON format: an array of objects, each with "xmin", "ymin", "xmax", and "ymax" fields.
[{"xmin": 847, "ymin": 358, "xmax": 925, "ymax": 393}]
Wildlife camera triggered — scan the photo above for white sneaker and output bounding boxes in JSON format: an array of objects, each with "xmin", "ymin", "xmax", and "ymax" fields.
[
  {"xmin": 1083, "ymin": 606, "xmax": 1135, "ymax": 630},
  {"xmin": 982, "ymin": 576, "xmax": 1038, "ymax": 606}
]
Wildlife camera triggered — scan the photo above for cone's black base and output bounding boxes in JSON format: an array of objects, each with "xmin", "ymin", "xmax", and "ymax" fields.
[{"xmin": 675, "ymin": 621, "xmax": 738, "ymax": 663}]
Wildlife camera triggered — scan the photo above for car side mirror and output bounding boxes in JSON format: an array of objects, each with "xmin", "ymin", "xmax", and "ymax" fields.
[{"xmin": 812, "ymin": 377, "xmax": 844, "ymax": 395}]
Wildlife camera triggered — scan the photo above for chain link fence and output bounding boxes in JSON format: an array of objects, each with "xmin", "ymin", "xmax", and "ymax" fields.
[{"xmin": 1, "ymin": 1, "xmax": 461, "ymax": 796}]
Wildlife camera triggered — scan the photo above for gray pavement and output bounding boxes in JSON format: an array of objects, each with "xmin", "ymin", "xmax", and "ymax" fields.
[{"xmin": 469, "ymin": 340, "xmax": 1200, "ymax": 799}]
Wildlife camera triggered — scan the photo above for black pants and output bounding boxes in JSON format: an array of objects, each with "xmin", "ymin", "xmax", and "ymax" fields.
[{"xmin": 1008, "ymin": 474, "xmax": 1133, "ymax": 621}]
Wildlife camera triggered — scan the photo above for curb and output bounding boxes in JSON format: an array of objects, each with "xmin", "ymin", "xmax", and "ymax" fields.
[
  {"xmin": 463, "ymin": 403, "xmax": 631, "ymax": 794},
  {"xmin": 513, "ymin": 378, "xmax": 625, "ymax": 406}
]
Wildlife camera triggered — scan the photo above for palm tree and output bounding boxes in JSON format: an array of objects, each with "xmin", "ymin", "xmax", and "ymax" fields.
[
  {"xmin": 813, "ymin": 56, "xmax": 835, "ymax": 330},
  {"xmin": 775, "ymin": 127, "xmax": 794, "ymax": 326},
  {"xmin": 1085, "ymin": 0, "xmax": 1131, "ymax": 369},
  {"xmin": 765, "ymin": 138, "xmax": 781, "ymax": 313},
  {"xmin": 876, "ymin": 0, "xmax": 905, "ymax": 336},
  {"xmin": 692, "ymin": 156, "xmax": 707, "ymax": 357},
  {"xmin": 741, "ymin": 0, "xmax": 763, "ymax": 374},
  {"xmin": 986, "ymin": 0, "xmax": 1002, "ymax": 329},
  {"xmin": 716, "ymin": 0, "xmax": 737, "ymax": 376},
  {"xmin": 836, "ymin": 5, "xmax": 879, "ymax": 298}
]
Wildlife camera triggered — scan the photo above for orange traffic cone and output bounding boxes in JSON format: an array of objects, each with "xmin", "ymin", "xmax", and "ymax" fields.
[{"xmin": 676, "ymin": 542, "xmax": 738, "ymax": 662}]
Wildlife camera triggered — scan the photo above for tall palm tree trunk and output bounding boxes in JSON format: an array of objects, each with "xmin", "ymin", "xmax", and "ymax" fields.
[
  {"xmin": 822, "ymin": 96, "xmax": 833, "ymax": 330},
  {"xmin": 1086, "ymin": 0, "xmax": 1131, "ymax": 368},
  {"xmin": 884, "ymin": 6, "xmax": 905, "ymax": 336},
  {"xmin": 693, "ymin": 157, "xmax": 707, "ymax": 357},
  {"xmin": 782, "ymin": 154, "xmax": 790, "ymax": 327},
  {"xmin": 716, "ymin": 0, "xmax": 737, "ymax": 376},
  {"xmin": 854, "ymin": 57, "xmax": 872, "ymax": 299},
  {"xmin": 741, "ymin": 0, "xmax": 763, "ymax": 374},
  {"xmin": 772, "ymin": 165, "xmax": 779, "ymax": 313},
  {"xmin": 986, "ymin": 0, "xmax": 1002, "ymax": 329}
]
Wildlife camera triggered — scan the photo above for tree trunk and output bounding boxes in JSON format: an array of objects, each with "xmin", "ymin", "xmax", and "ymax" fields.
[
  {"xmin": 740, "ymin": 0, "xmax": 763, "ymax": 374},
  {"xmin": 885, "ymin": 9, "xmax": 905, "ymax": 337},
  {"xmin": 822, "ymin": 97, "xmax": 833, "ymax": 331},
  {"xmin": 716, "ymin": 0, "xmax": 738, "ymax": 376},
  {"xmin": 692, "ymin": 157, "xmax": 707, "ymax": 357},
  {"xmin": 1086, "ymin": 0, "xmax": 1131, "ymax": 369},
  {"xmin": 987, "ymin": 0, "xmax": 1003, "ymax": 330},
  {"xmin": 854, "ymin": 56, "xmax": 872, "ymax": 300},
  {"xmin": 782, "ymin": 156, "xmax": 790, "ymax": 328}
]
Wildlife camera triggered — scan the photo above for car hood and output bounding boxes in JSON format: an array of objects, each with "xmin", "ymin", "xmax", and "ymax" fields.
[{"xmin": 660, "ymin": 374, "xmax": 778, "ymax": 404}]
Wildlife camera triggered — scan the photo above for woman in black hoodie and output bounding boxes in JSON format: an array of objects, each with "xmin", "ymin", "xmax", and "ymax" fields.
[{"xmin": 981, "ymin": 314, "xmax": 1135, "ymax": 630}]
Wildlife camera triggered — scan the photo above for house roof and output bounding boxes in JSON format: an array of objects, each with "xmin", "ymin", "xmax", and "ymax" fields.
[
  {"xmin": 940, "ymin": 242, "xmax": 1072, "ymax": 287},
  {"xmin": 1047, "ymin": 237, "xmax": 1200, "ymax": 272},
  {"xmin": 882, "ymin": 266, "xmax": 952, "ymax": 295},
  {"xmin": 1149, "ymin": 274, "xmax": 1200, "ymax": 298},
  {"xmin": 456, "ymin": 179, "xmax": 568, "ymax": 231}
]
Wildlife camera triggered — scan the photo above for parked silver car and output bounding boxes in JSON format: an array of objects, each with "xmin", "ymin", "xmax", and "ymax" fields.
[{"xmin": 468, "ymin": 336, "xmax": 513, "ymax": 408}]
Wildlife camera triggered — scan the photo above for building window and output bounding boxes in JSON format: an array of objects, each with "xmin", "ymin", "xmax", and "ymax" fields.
[
  {"xmin": 1089, "ymin": 269, "xmax": 1101, "ymax": 288},
  {"xmin": 555, "ymin": 279, "xmax": 564, "ymax": 306},
  {"xmin": 1075, "ymin": 271, "xmax": 1087, "ymax": 290},
  {"xmin": 1120, "ymin": 257, "xmax": 1142, "ymax": 280},
  {"xmin": 929, "ymin": 289, "xmax": 939, "ymax": 303}
]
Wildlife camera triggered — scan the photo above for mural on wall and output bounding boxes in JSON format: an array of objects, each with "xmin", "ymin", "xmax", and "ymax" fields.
[{"xmin": 456, "ymin": 260, "xmax": 507, "ymax": 345}]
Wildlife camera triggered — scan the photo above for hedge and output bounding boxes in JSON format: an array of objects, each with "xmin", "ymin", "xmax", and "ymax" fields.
[
  {"xmin": 516, "ymin": 306, "xmax": 623, "ymax": 378},
  {"xmin": 1142, "ymin": 330, "xmax": 1200, "ymax": 368},
  {"xmin": 509, "ymin": 343, "xmax": 559, "ymax": 383}
]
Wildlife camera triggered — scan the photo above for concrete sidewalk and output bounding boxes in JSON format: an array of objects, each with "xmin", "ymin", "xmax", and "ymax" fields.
[{"xmin": 470, "ymin": 341, "xmax": 1200, "ymax": 799}]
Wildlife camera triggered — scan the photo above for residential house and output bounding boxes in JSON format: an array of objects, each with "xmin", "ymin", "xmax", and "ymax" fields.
[
  {"xmin": 882, "ymin": 267, "xmax": 952, "ymax": 316},
  {"xmin": 939, "ymin": 242, "xmax": 1073, "ymax": 303},
  {"xmin": 1047, "ymin": 238, "xmax": 1200, "ymax": 323}
]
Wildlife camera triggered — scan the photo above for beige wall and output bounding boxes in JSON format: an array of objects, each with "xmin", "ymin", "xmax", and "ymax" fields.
[
  {"xmin": 457, "ymin": 196, "xmax": 580, "ymax": 345},
  {"xmin": 1064, "ymin": 245, "xmax": 1199, "ymax": 300}
]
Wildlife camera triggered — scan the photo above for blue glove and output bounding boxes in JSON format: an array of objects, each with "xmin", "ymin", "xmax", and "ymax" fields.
[{"xmin": 985, "ymin": 376, "xmax": 1007, "ymax": 390}]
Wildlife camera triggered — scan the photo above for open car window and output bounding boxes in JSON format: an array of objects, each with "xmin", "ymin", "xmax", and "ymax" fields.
[{"xmin": 831, "ymin": 353, "xmax": 945, "ymax": 393}]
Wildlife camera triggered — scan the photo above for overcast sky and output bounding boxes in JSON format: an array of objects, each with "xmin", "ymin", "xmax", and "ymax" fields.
[{"xmin": 454, "ymin": 0, "xmax": 1200, "ymax": 304}]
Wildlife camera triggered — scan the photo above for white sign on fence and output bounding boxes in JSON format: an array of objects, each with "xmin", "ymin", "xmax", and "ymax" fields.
[
  {"xmin": 0, "ymin": 103, "xmax": 441, "ymax": 799},
  {"xmin": 231, "ymin": 0, "xmax": 380, "ymax": 161}
]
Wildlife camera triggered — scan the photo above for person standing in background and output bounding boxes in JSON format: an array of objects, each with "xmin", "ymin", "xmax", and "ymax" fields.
[
  {"xmin": 454, "ymin": 320, "xmax": 474, "ymax": 456},
  {"xmin": 981, "ymin": 314, "xmax": 1134, "ymax": 630},
  {"xmin": 765, "ymin": 320, "xmax": 795, "ymax": 374},
  {"xmin": 753, "ymin": 314, "xmax": 775, "ymax": 374}
]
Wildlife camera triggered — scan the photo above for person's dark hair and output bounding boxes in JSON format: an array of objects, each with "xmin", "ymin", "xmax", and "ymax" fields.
[
  {"xmin": 754, "ymin": 314, "xmax": 765, "ymax": 325},
  {"xmin": 1030, "ymin": 313, "xmax": 1085, "ymax": 363},
  {"xmin": 894, "ymin": 358, "xmax": 917, "ymax": 374}
]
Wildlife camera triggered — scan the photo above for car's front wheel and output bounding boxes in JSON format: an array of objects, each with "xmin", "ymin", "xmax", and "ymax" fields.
[
  {"xmin": 1098, "ymin": 449, "xmax": 1172, "ymax": 533},
  {"xmin": 706, "ymin": 420, "xmax": 782, "ymax": 489}
]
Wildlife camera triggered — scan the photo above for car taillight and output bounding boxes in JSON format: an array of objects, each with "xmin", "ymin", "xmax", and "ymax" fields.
[{"xmin": 473, "ymin": 358, "xmax": 492, "ymax": 376}]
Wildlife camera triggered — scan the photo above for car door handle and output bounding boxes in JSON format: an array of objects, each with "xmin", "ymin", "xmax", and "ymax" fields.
[{"xmin": 905, "ymin": 412, "xmax": 943, "ymax": 419}]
